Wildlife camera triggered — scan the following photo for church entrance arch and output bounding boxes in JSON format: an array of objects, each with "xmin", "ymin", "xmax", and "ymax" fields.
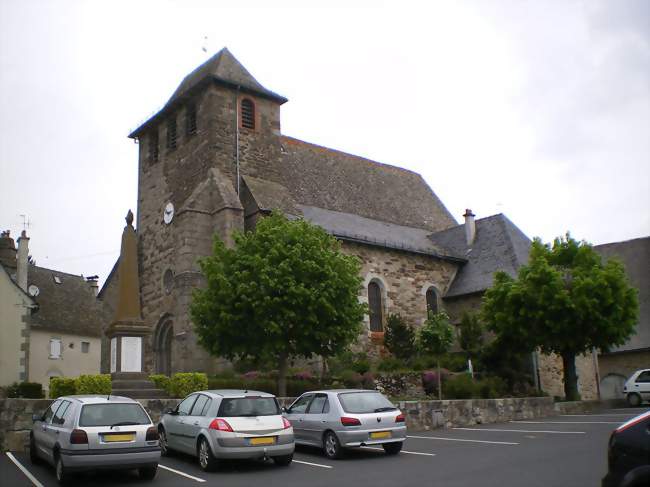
[{"xmin": 154, "ymin": 318, "xmax": 173, "ymax": 376}]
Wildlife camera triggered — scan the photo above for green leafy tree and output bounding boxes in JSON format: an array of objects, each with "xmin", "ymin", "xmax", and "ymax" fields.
[
  {"xmin": 458, "ymin": 312, "xmax": 484, "ymax": 362},
  {"xmin": 417, "ymin": 311, "xmax": 454, "ymax": 399},
  {"xmin": 191, "ymin": 211, "xmax": 366, "ymax": 396},
  {"xmin": 482, "ymin": 234, "xmax": 638, "ymax": 401},
  {"xmin": 384, "ymin": 313, "xmax": 416, "ymax": 362}
]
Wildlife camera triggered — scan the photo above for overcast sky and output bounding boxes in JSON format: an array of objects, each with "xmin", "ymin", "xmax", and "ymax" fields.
[{"xmin": 1, "ymin": 0, "xmax": 648, "ymax": 286}]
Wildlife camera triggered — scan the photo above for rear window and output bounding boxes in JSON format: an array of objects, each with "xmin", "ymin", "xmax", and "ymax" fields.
[
  {"xmin": 79, "ymin": 403, "xmax": 151, "ymax": 427},
  {"xmin": 338, "ymin": 392, "xmax": 397, "ymax": 414},
  {"xmin": 217, "ymin": 397, "xmax": 280, "ymax": 417}
]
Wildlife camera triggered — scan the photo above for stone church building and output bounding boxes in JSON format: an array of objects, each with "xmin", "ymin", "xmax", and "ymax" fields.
[{"xmin": 98, "ymin": 48, "xmax": 598, "ymax": 398}]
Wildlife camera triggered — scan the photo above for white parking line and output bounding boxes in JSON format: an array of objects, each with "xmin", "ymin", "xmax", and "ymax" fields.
[
  {"xmin": 361, "ymin": 446, "xmax": 436, "ymax": 456},
  {"xmin": 5, "ymin": 452, "xmax": 44, "ymax": 487},
  {"xmin": 511, "ymin": 421, "xmax": 620, "ymax": 425},
  {"xmin": 453, "ymin": 427, "xmax": 586, "ymax": 434},
  {"xmin": 159, "ymin": 464, "xmax": 207, "ymax": 482},
  {"xmin": 561, "ymin": 414, "xmax": 634, "ymax": 417},
  {"xmin": 407, "ymin": 435, "xmax": 518, "ymax": 445},
  {"xmin": 293, "ymin": 459, "xmax": 333, "ymax": 469}
]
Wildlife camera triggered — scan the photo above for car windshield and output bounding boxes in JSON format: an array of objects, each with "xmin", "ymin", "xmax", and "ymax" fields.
[
  {"xmin": 79, "ymin": 403, "xmax": 151, "ymax": 427},
  {"xmin": 217, "ymin": 397, "xmax": 280, "ymax": 417},
  {"xmin": 338, "ymin": 392, "xmax": 397, "ymax": 414}
]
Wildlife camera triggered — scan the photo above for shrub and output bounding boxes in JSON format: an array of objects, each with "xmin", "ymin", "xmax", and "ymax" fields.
[
  {"xmin": 340, "ymin": 369, "xmax": 363, "ymax": 388},
  {"xmin": 170, "ymin": 372, "xmax": 208, "ymax": 398},
  {"xmin": 361, "ymin": 371, "xmax": 375, "ymax": 389},
  {"xmin": 351, "ymin": 353, "xmax": 371, "ymax": 375},
  {"xmin": 243, "ymin": 371, "xmax": 261, "ymax": 380},
  {"xmin": 207, "ymin": 376, "xmax": 320, "ymax": 397},
  {"xmin": 443, "ymin": 374, "xmax": 477, "ymax": 399},
  {"xmin": 439, "ymin": 353, "xmax": 469, "ymax": 373},
  {"xmin": 478, "ymin": 376, "xmax": 507, "ymax": 399},
  {"xmin": 149, "ymin": 374, "xmax": 171, "ymax": 393},
  {"xmin": 384, "ymin": 314, "xmax": 416, "ymax": 361},
  {"xmin": 422, "ymin": 369, "xmax": 451, "ymax": 396},
  {"xmin": 293, "ymin": 370, "xmax": 314, "ymax": 381},
  {"xmin": 75, "ymin": 374, "xmax": 112, "ymax": 395},
  {"xmin": 377, "ymin": 356, "xmax": 403, "ymax": 372},
  {"xmin": 50, "ymin": 377, "xmax": 77, "ymax": 398},
  {"xmin": 6, "ymin": 382, "xmax": 44, "ymax": 398}
]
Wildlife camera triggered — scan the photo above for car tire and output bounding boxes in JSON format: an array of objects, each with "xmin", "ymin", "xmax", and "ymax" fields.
[
  {"xmin": 197, "ymin": 437, "xmax": 219, "ymax": 472},
  {"xmin": 29, "ymin": 435, "xmax": 40, "ymax": 465},
  {"xmin": 323, "ymin": 431, "xmax": 344, "ymax": 460},
  {"xmin": 158, "ymin": 427, "xmax": 170, "ymax": 456},
  {"xmin": 382, "ymin": 442, "xmax": 402, "ymax": 455},
  {"xmin": 138, "ymin": 464, "xmax": 158, "ymax": 480},
  {"xmin": 55, "ymin": 454, "xmax": 71, "ymax": 486},
  {"xmin": 627, "ymin": 393, "xmax": 642, "ymax": 407},
  {"xmin": 273, "ymin": 454, "xmax": 293, "ymax": 466}
]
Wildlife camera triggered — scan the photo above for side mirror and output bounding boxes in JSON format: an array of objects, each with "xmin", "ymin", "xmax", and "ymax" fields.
[
  {"xmin": 32, "ymin": 413, "xmax": 42, "ymax": 422},
  {"xmin": 282, "ymin": 407, "xmax": 288, "ymax": 414},
  {"xmin": 163, "ymin": 408, "xmax": 174, "ymax": 415}
]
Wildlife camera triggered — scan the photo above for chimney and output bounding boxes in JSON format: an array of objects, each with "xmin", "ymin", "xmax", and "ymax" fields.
[
  {"xmin": 0, "ymin": 230, "xmax": 17, "ymax": 270},
  {"xmin": 16, "ymin": 230, "xmax": 29, "ymax": 291},
  {"xmin": 463, "ymin": 209, "xmax": 476, "ymax": 246},
  {"xmin": 86, "ymin": 275, "xmax": 99, "ymax": 296}
]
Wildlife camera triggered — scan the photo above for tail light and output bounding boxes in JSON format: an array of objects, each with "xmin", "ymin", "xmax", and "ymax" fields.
[
  {"xmin": 282, "ymin": 417, "xmax": 292, "ymax": 429},
  {"xmin": 341, "ymin": 417, "xmax": 361, "ymax": 426},
  {"xmin": 146, "ymin": 426, "xmax": 159, "ymax": 441},
  {"xmin": 70, "ymin": 429, "xmax": 88, "ymax": 444},
  {"xmin": 395, "ymin": 413, "xmax": 405, "ymax": 423},
  {"xmin": 209, "ymin": 418, "xmax": 233, "ymax": 432}
]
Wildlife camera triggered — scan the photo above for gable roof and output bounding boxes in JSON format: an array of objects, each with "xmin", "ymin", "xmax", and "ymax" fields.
[
  {"xmin": 430, "ymin": 214, "xmax": 531, "ymax": 298},
  {"xmin": 28, "ymin": 265, "xmax": 106, "ymax": 337},
  {"xmin": 0, "ymin": 263, "xmax": 35, "ymax": 305},
  {"xmin": 278, "ymin": 136, "xmax": 457, "ymax": 233},
  {"xmin": 130, "ymin": 47, "xmax": 287, "ymax": 138}
]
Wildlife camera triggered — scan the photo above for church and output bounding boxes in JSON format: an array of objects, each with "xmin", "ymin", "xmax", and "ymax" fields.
[{"xmin": 99, "ymin": 48, "xmax": 596, "ymax": 396}]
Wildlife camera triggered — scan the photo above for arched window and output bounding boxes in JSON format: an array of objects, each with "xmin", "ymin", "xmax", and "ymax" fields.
[
  {"xmin": 154, "ymin": 319, "xmax": 173, "ymax": 376},
  {"xmin": 240, "ymin": 98, "xmax": 255, "ymax": 129},
  {"xmin": 426, "ymin": 287, "xmax": 438, "ymax": 316},
  {"xmin": 368, "ymin": 281, "xmax": 383, "ymax": 332}
]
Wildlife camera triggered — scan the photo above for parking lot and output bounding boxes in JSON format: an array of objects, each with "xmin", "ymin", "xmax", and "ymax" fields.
[{"xmin": 2, "ymin": 407, "xmax": 647, "ymax": 487}]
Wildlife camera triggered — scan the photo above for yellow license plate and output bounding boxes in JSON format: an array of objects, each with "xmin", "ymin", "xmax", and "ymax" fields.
[
  {"xmin": 249, "ymin": 437, "xmax": 276, "ymax": 446},
  {"xmin": 103, "ymin": 433, "xmax": 135, "ymax": 442},
  {"xmin": 370, "ymin": 431, "xmax": 391, "ymax": 439}
]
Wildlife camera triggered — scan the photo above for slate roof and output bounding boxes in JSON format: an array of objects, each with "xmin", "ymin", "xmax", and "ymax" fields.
[
  {"xmin": 130, "ymin": 48, "xmax": 287, "ymax": 138},
  {"xmin": 242, "ymin": 175, "xmax": 301, "ymax": 216},
  {"xmin": 278, "ymin": 136, "xmax": 457, "ymax": 233},
  {"xmin": 298, "ymin": 205, "xmax": 465, "ymax": 262},
  {"xmin": 429, "ymin": 214, "xmax": 532, "ymax": 298},
  {"xmin": 28, "ymin": 266, "xmax": 106, "ymax": 337}
]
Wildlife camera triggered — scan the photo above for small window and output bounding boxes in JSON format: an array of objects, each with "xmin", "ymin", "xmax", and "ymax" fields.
[
  {"xmin": 636, "ymin": 371, "xmax": 650, "ymax": 383},
  {"xmin": 81, "ymin": 341, "xmax": 90, "ymax": 353},
  {"xmin": 167, "ymin": 116, "xmax": 177, "ymax": 150},
  {"xmin": 148, "ymin": 130, "xmax": 159, "ymax": 163},
  {"xmin": 186, "ymin": 105, "xmax": 197, "ymax": 136},
  {"xmin": 163, "ymin": 269, "xmax": 174, "ymax": 295},
  {"xmin": 190, "ymin": 394, "xmax": 209, "ymax": 416},
  {"xmin": 307, "ymin": 395, "xmax": 327, "ymax": 414},
  {"xmin": 49, "ymin": 339, "xmax": 62, "ymax": 359},
  {"xmin": 368, "ymin": 281, "xmax": 383, "ymax": 332},
  {"xmin": 177, "ymin": 395, "xmax": 196, "ymax": 416},
  {"xmin": 426, "ymin": 287, "xmax": 438, "ymax": 315},
  {"xmin": 53, "ymin": 275, "xmax": 62, "ymax": 284},
  {"xmin": 240, "ymin": 98, "xmax": 255, "ymax": 129},
  {"xmin": 288, "ymin": 394, "xmax": 313, "ymax": 414},
  {"xmin": 43, "ymin": 400, "xmax": 62, "ymax": 423},
  {"xmin": 201, "ymin": 398, "xmax": 212, "ymax": 416},
  {"xmin": 53, "ymin": 400, "xmax": 71, "ymax": 425}
]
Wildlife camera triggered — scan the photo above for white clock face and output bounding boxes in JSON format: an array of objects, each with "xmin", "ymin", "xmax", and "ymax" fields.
[{"xmin": 163, "ymin": 202, "xmax": 174, "ymax": 224}]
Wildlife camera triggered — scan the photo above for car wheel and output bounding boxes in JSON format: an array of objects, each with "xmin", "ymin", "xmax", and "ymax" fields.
[
  {"xmin": 55, "ymin": 454, "xmax": 71, "ymax": 485},
  {"xmin": 197, "ymin": 437, "xmax": 219, "ymax": 472},
  {"xmin": 382, "ymin": 442, "xmax": 402, "ymax": 455},
  {"xmin": 158, "ymin": 427, "xmax": 170, "ymax": 456},
  {"xmin": 323, "ymin": 431, "xmax": 344, "ymax": 459},
  {"xmin": 627, "ymin": 393, "xmax": 642, "ymax": 407},
  {"xmin": 29, "ymin": 435, "xmax": 40, "ymax": 465},
  {"xmin": 138, "ymin": 464, "xmax": 158, "ymax": 480},
  {"xmin": 273, "ymin": 454, "xmax": 293, "ymax": 466}
]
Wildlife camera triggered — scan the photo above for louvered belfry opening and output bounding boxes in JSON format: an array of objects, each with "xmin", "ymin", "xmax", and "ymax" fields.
[
  {"xmin": 240, "ymin": 98, "xmax": 255, "ymax": 129},
  {"xmin": 186, "ymin": 105, "xmax": 197, "ymax": 136},
  {"xmin": 148, "ymin": 130, "xmax": 159, "ymax": 163},
  {"xmin": 167, "ymin": 117, "xmax": 177, "ymax": 150},
  {"xmin": 368, "ymin": 281, "xmax": 383, "ymax": 332}
]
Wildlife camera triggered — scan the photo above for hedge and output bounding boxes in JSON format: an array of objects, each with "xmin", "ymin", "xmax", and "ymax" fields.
[
  {"xmin": 6, "ymin": 382, "xmax": 44, "ymax": 398},
  {"xmin": 49, "ymin": 374, "xmax": 112, "ymax": 398},
  {"xmin": 149, "ymin": 374, "xmax": 171, "ymax": 392},
  {"xmin": 50, "ymin": 377, "xmax": 77, "ymax": 398},
  {"xmin": 169, "ymin": 373, "xmax": 208, "ymax": 398},
  {"xmin": 207, "ymin": 377, "xmax": 321, "ymax": 397}
]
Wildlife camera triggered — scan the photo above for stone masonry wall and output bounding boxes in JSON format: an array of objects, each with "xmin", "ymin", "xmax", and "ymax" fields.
[{"xmin": 537, "ymin": 350, "xmax": 599, "ymax": 400}]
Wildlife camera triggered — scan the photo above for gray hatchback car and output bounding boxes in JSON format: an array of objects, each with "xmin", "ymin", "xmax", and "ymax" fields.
[
  {"xmin": 284, "ymin": 389, "xmax": 407, "ymax": 459},
  {"xmin": 158, "ymin": 389, "xmax": 294, "ymax": 471},
  {"xmin": 30, "ymin": 395, "xmax": 160, "ymax": 485}
]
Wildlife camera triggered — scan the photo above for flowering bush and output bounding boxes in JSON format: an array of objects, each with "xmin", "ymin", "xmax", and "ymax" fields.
[
  {"xmin": 293, "ymin": 370, "xmax": 314, "ymax": 381},
  {"xmin": 243, "ymin": 371, "xmax": 260, "ymax": 380}
]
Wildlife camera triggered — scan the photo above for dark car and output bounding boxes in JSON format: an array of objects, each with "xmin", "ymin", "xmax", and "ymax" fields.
[{"xmin": 602, "ymin": 410, "xmax": 650, "ymax": 487}]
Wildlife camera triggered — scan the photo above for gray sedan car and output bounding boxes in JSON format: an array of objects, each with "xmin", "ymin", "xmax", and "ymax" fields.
[
  {"xmin": 30, "ymin": 395, "xmax": 160, "ymax": 485},
  {"xmin": 158, "ymin": 389, "xmax": 294, "ymax": 471},
  {"xmin": 284, "ymin": 389, "xmax": 406, "ymax": 459}
]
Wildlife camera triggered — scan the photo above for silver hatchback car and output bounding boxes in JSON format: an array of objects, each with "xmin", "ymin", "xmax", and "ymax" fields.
[
  {"xmin": 30, "ymin": 395, "xmax": 160, "ymax": 485},
  {"xmin": 284, "ymin": 389, "xmax": 407, "ymax": 459},
  {"xmin": 158, "ymin": 389, "xmax": 294, "ymax": 471}
]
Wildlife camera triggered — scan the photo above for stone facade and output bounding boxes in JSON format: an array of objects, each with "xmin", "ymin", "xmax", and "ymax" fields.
[
  {"xmin": 536, "ymin": 351, "xmax": 599, "ymax": 400},
  {"xmin": 597, "ymin": 350, "xmax": 650, "ymax": 399}
]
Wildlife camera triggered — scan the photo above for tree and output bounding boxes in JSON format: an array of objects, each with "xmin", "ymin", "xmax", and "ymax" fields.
[
  {"xmin": 482, "ymin": 234, "xmax": 638, "ymax": 401},
  {"xmin": 458, "ymin": 312, "xmax": 484, "ymax": 362},
  {"xmin": 384, "ymin": 314, "xmax": 416, "ymax": 362},
  {"xmin": 191, "ymin": 211, "xmax": 366, "ymax": 396},
  {"xmin": 417, "ymin": 311, "xmax": 454, "ymax": 399}
]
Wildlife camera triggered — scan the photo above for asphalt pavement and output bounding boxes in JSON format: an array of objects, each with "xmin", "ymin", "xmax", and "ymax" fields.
[{"xmin": 2, "ymin": 406, "xmax": 648, "ymax": 487}]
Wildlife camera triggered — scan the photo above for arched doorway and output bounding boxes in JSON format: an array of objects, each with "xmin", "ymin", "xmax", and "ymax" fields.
[
  {"xmin": 154, "ymin": 319, "xmax": 173, "ymax": 376},
  {"xmin": 600, "ymin": 373, "xmax": 627, "ymax": 400}
]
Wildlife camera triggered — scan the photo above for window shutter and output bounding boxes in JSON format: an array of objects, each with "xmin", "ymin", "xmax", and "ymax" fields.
[{"xmin": 50, "ymin": 339, "xmax": 61, "ymax": 359}]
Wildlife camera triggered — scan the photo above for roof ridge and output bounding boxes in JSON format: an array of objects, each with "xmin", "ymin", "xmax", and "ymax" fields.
[{"xmin": 33, "ymin": 265, "xmax": 86, "ymax": 280}]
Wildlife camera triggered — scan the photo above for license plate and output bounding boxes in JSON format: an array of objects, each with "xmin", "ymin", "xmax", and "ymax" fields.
[
  {"xmin": 370, "ymin": 431, "xmax": 391, "ymax": 439},
  {"xmin": 249, "ymin": 437, "xmax": 276, "ymax": 446},
  {"xmin": 103, "ymin": 433, "xmax": 135, "ymax": 442}
]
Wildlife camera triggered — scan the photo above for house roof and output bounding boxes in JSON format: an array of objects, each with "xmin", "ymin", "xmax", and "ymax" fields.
[
  {"xmin": 278, "ymin": 136, "xmax": 457, "ymax": 233},
  {"xmin": 28, "ymin": 265, "xmax": 106, "ymax": 337},
  {"xmin": 129, "ymin": 47, "xmax": 287, "ymax": 138},
  {"xmin": 0, "ymin": 263, "xmax": 35, "ymax": 305},
  {"xmin": 430, "ymin": 214, "xmax": 531, "ymax": 298}
]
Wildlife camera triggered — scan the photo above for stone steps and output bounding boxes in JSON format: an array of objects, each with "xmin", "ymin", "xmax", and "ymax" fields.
[
  {"xmin": 111, "ymin": 388, "xmax": 169, "ymax": 399},
  {"xmin": 111, "ymin": 373, "xmax": 168, "ymax": 400}
]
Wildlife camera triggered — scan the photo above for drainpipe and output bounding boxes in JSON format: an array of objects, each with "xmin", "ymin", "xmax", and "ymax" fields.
[
  {"xmin": 235, "ymin": 85, "xmax": 240, "ymax": 195},
  {"xmin": 592, "ymin": 347, "xmax": 601, "ymax": 400}
]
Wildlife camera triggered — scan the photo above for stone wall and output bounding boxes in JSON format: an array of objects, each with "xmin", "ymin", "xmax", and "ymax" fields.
[
  {"xmin": 537, "ymin": 351, "xmax": 599, "ymax": 400},
  {"xmin": 374, "ymin": 372, "xmax": 426, "ymax": 399}
]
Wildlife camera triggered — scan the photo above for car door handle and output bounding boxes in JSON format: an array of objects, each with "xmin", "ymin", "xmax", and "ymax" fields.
[
  {"xmin": 193, "ymin": 421, "xmax": 199, "ymax": 426},
  {"xmin": 179, "ymin": 420, "xmax": 184, "ymax": 424}
]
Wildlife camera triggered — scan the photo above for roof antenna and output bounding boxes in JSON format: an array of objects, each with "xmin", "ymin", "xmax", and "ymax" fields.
[{"xmin": 201, "ymin": 36, "xmax": 208, "ymax": 53}]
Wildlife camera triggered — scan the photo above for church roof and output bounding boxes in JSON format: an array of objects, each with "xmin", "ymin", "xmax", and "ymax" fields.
[
  {"xmin": 429, "ymin": 214, "xmax": 532, "ymax": 298},
  {"xmin": 28, "ymin": 266, "xmax": 106, "ymax": 337},
  {"xmin": 278, "ymin": 136, "xmax": 457, "ymax": 233},
  {"xmin": 129, "ymin": 47, "xmax": 287, "ymax": 138}
]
